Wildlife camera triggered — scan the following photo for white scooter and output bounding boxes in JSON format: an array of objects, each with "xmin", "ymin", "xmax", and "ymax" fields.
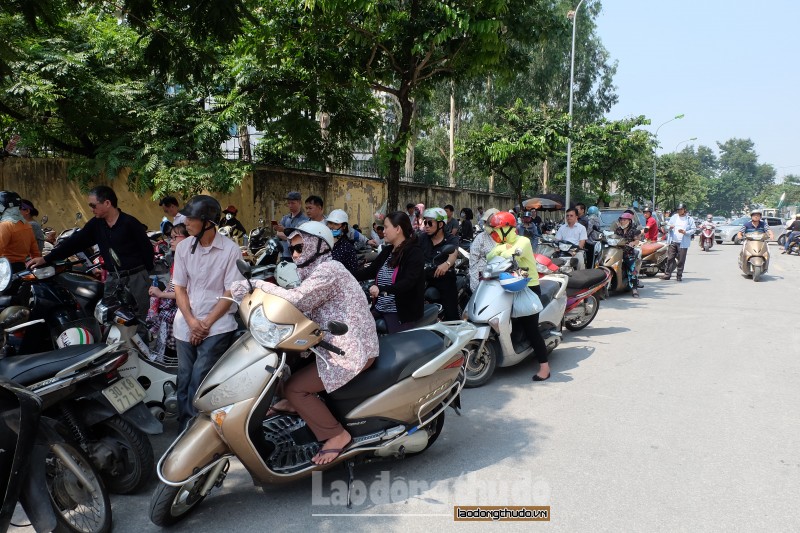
[{"xmin": 462, "ymin": 254, "xmax": 568, "ymax": 388}]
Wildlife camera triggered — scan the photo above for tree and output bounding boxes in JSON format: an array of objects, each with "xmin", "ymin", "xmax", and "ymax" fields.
[
  {"xmin": 460, "ymin": 101, "xmax": 569, "ymax": 208},
  {"xmin": 655, "ymin": 152, "xmax": 707, "ymax": 210},
  {"xmin": 705, "ymin": 138, "xmax": 775, "ymax": 215},
  {"xmin": 315, "ymin": 0, "xmax": 566, "ymax": 211},
  {"xmin": 568, "ymin": 116, "xmax": 653, "ymax": 205}
]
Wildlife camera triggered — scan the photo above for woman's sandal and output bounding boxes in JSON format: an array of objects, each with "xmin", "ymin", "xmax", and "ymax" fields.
[{"xmin": 312, "ymin": 439, "xmax": 353, "ymax": 465}]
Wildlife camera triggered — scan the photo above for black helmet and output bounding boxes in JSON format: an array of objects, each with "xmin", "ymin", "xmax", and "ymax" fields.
[
  {"xmin": 179, "ymin": 195, "xmax": 221, "ymax": 223},
  {"xmin": 676, "ymin": 203, "xmax": 686, "ymax": 210},
  {"xmin": 0, "ymin": 191, "xmax": 21, "ymax": 213}
]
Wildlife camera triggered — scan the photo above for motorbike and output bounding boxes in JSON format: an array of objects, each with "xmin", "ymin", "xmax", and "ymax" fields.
[
  {"xmin": 0, "ymin": 260, "xmax": 100, "ymax": 355},
  {"xmin": 786, "ymin": 232, "xmax": 800, "ymax": 255},
  {"xmin": 149, "ymin": 261, "xmax": 474, "ymax": 526},
  {"xmin": 697, "ymin": 221, "xmax": 715, "ymax": 251},
  {"xmin": 638, "ymin": 240, "xmax": 669, "ymax": 277},
  {"xmin": 598, "ymin": 231, "xmax": 634, "ymax": 293},
  {"xmin": 0, "ymin": 308, "xmax": 160, "ymax": 495},
  {"xmin": 0, "ymin": 377, "xmax": 113, "ymax": 533},
  {"xmin": 535, "ymin": 254, "xmax": 611, "ymax": 331},
  {"xmin": 536, "ymin": 235, "xmax": 582, "ymax": 270},
  {"xmin": 462, "ymin": 254, "xmax": 568, "ymax": 388},
  {"xmin": 738, "ymin": 232, "xmax": 770, "ymax": 282}
]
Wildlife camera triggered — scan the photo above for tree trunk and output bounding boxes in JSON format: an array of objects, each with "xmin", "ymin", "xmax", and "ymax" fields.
[
  {"xmin": 449, "ymin": 81, "xmax": 456, "ymax": 187},
  {"xmin": 238, "ymin": 125, "xmax": 251, "ymax": 162},
  {"xmin": 319, "ymin": 112, "xmax": 331, "ymax": 172},
  {"xmin": 404, "ymin": 100, "xmax": 417, "ymax": 180},
  {"xmin": 542, "ymin": 159, "xmax": 549, "ymax": 193},
  {"xmin": 387, "ymin": 89, "xmax": 415, "ymax": 212}
]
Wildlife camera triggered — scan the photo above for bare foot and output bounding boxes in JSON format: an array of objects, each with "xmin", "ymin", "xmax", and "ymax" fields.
[{"xmin": 312, "ymin": 430, "xmax": 352, "ymax": 465}]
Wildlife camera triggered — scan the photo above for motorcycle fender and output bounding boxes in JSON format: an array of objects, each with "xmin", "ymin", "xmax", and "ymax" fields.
[
  {"xmin": 749, "ymin": 256, "xmax": 765, "ymax": 267},
  {"xmin": 120, "ymin": 401, "xmax": 163, "ymax": 435},
  {"xmin": 19, "ymin": 443, "xmax": 57, "ymax": 533},
  {"xmin": 159, "ymin": 417, "xmax": 229, "ymax": 485},
  {"xmin": 472, "ymin": 325, "xmax": 491, "ymax": 340}
]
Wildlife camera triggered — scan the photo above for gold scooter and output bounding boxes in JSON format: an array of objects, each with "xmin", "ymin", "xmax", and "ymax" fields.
[
  {"xmin": 149, "ymin": 269, "xmax": 475, "ymax": 527},
  {"xmin": 738, "ymin": 232, "xmax": 770, "ymax": 282}
]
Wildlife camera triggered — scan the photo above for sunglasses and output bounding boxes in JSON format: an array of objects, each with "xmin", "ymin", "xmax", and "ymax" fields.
[
  {"xmin": 423, "ymin": 220, "xmax": 436, "ymax": 227},
  {"xmin": 290, "ymin": 243, "xmax": 304, "ymax": 254}
]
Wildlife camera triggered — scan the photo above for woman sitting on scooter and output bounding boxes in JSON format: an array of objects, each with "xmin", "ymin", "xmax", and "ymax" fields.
[
  {"xmin": 486, "ymin": 211, "xmax": 552, "ymax": 382},
  {"xmin": 614, "ymin": 213, "xmax": 642, "ymax": 298},
  {"xmin": 355, "ymin": 211, "xmax": 425, "ymax": 333},
  {"xmin": 231, "ymin": 221, "xmax": 379, "ymax": 465}
]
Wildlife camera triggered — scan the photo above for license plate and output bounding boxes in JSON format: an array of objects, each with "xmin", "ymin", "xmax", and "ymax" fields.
[{"xmin": 101, "ymin": 377, "xmax": 146, "ymax": 414}]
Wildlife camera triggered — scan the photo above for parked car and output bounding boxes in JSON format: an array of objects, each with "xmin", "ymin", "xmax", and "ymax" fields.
[{"xmin": 715, "ymin": 216, "xmax": 785, "ymax": 244}]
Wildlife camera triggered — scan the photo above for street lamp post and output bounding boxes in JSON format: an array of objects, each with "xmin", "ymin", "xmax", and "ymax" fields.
[
  {"xmin": 674, "ymin": 137, "xmax": 697, "ymax": 152},
  {"xmin": 565, "ymin": 0, "xmax": 586, "ymax": 211},
  {"xmin": 651, "ymin": 113, "xmax": 684, "ymax": 208}
]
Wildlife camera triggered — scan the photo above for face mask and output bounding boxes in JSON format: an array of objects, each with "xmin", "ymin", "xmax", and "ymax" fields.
[
  {"xmin": 331, "ymin": 229, "xmax": 342, "ymax": 238},
  {"xmin": 225, "ymin": 213, "xmax": 232, "ymax": 220}
]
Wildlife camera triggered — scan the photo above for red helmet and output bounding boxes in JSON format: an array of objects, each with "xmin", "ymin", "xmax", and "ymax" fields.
[{"xmin": 489, "ymin": 211, "xmax": 517, "ymax": 228}]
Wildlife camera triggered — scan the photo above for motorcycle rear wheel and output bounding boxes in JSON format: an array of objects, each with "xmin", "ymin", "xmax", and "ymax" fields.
[
  {"xmin": 47, "ymin": 442, "xmax": 112, "ymax": 533},
  {"xmin": 149, "ymin": 473, "xmax": 211, "ymax": 527},
  {"xmin": 753, "ymin": 265, "xmax": 763, "ymax": 282},
  {"xmin": 778, "ymin": 234, "xmax": 786, "ymax": 246},
  {"xmin": 93, "ymin": 415, "xmax": 154, "ymax": 494},
  {"xmin": 703, "ymin": 241, "xmax": 710, "ymax": 252},
  {"xmin": 565, "ymin": 295, "xmax": 600, "ymax": 332},
  {"xmin": 463, "ymin": 339, "xmax": 498, "ymax": 389}
]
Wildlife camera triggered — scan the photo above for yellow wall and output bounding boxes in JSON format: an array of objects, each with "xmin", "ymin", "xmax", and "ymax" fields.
[{"xmin": 0, "ymin": 158, "xmax": 511, "ymax": 233}]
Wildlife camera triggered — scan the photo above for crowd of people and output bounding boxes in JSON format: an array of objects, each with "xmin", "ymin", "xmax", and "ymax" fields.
[{"xmin": 5, "ymin": 183, "xmax": 794, "ymax": 466}]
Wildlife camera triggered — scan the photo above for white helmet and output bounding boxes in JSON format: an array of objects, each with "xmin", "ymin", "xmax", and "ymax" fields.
[
  {"xmin": 275, "ymin": 261, "xmax": 301, "ymax": 289},
  {"xmin": 423, "ymin": 207, "xmax": 448, "ymax": 222},
  {"xmin": 750, "ymin": 209, "xmax": 762, "ymax": 216},
  {"xmin": 327, "ymin": 209, "xmax": 349, "ymax": 225},
  {"xmin": 56, "ymin": 327, "xmax": 95, "ymax": 347},
  {"xmin": 292, "ymin": 221, "xmax": 334, "ymax": 249}
]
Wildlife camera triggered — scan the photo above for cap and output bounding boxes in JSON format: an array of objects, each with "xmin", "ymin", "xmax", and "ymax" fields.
[
  {"xmin": 286, "ymin": 191, "xmax": 302, "ymax": 201},
  {"xmin": 19, "ymin": 199, "xmax": 38, "ymax": 217},
  {"xmin": 223, "ymin": 205, "xmax": 238, "ymax": 215}
]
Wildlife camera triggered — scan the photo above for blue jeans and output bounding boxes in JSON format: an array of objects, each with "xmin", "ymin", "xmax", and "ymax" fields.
[
  {"xmin": 176, "ymin": 331, "xmax": 234, "ymax": 426},
  {"xmin": 785, "ymin": 231, "xmax": 800, "ymax": 251}
]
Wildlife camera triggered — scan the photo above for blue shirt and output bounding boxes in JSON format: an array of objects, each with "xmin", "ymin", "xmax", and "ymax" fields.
[
  {"xmin": 279, "ymin": 212, "xmax": 309, "ymax": 257},
  {"xmin": 742, "ymin": 220, "xmax": 769, "ymax": 234}
]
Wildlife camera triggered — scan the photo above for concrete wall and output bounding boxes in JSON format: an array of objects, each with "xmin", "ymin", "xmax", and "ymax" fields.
[{"xmin": 0, "ymin": 158, "xmax": 511, "ymax": 233}]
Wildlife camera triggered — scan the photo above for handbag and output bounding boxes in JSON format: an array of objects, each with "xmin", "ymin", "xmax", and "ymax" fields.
[{"xmin": 511, "ymin": 286, "xmax": 544, "ymax": 318}]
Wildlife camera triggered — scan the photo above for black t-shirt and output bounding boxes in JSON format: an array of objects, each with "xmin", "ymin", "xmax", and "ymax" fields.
[
  {"xmin": 788, "ymin": 220, "xmax": 800, "ymax": 232},
  {"xmin": 416, "ymin": 231, "xmax": 459, "ymax": 263}
]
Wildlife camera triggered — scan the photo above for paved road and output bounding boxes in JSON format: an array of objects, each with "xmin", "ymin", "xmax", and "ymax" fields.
[{"xmin": 14, "ymin": 241, "xmax": 800, "ymax": 532}]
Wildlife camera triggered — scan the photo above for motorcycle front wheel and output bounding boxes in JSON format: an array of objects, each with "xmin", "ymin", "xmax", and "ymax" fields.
[
  {"xmin": 565, "ymin": 295, "xmax": 600, "ymax": 332},
  {"xmin": 47, "ymin": 441, "xmax": 112, "ymax": 533},
  {"xmin": 463, "ymin": 338, "xmax": 498, "ymax": 388},
  {"xmin": 753, "ymin": 265, "xmax": 763, "ymax": 282},
  {"xmin": 149, "ymin": 472, "xmax": 213, "ymax": 527},
  {"xmin": 778, "ymin": 234, "xmax": 786, "ymax": 246}
]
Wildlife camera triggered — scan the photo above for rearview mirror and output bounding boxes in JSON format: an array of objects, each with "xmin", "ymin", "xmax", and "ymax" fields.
[
  {"xmin": 237, "ymin": 259, "xmax": 253, "ymax": 278},
  {"xmin": 327, "ymin": 321, "xmax": 348, "ymax": 336},
  {"xmin": 41, "ymin": 215, "xmax": 48, "ymax": 224}
]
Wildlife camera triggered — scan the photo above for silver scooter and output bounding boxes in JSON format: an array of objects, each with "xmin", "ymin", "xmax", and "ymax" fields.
[{"xmin": 462, "ymin": 254, "xmax": 568, "ymax": 388}]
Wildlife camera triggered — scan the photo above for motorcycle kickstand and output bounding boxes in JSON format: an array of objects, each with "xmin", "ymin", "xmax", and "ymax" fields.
[{"xmin": 345, "ymin": 459, "xmax": 356, "ymax": 509}]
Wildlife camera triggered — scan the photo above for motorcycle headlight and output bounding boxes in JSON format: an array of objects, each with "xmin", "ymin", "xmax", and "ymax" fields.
[
  {"xmin": 249, "ymin": 305, "xmax": 293, "ymax": 348},
  {"xmin": 33, "ymin": 266, "xmax": 55, "ymax": 279},
  {"xmin": 94, "ymin": 301, "xmax": 110, "ymax": 324},
  {"xmin": 0, "ymin": 258, "xmax": 11, "ymax": 292}
]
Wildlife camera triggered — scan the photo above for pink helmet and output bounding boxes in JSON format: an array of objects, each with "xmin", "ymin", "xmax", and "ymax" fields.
[{"xmin": 619, "ymin": 212, "xmax": 634, "ymax": 220}]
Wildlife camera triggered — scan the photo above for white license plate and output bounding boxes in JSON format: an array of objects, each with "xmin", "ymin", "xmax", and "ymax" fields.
[{"xmin": 101, "ymin": 377, "xmax": 146, "ymax": 414}]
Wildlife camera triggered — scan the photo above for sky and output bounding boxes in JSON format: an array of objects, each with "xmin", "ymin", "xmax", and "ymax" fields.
[{"xmin": 595, "ymin": 0, "xmax": 800, "ymax": 182}]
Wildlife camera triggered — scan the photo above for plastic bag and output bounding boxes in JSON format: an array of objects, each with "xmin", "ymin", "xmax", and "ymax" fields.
[{"xmin": 511, "ymin": 287, "xmax": 543, "ymax": 318}]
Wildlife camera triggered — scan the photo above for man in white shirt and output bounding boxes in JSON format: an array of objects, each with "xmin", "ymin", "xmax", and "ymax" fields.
[
  {"xmin": 555, "ymin": 208, "xmax": 588, "ymax": 269},
  {"xmin": 172, "ymin": 195, "xmax": 244, "ymax": 428},
  {"xmin": 159, "ymin": 196, "xmax": 186, "ymax": 226}
]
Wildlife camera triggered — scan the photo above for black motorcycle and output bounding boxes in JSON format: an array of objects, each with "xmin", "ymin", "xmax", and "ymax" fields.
[{"xmin": 0, "ymin": 377, "xmax": 112, "ymax": 533}]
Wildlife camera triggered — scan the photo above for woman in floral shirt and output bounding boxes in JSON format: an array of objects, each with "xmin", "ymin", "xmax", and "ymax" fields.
[
  {"xmin": 614, "ymin": 212, "xmax": 642, "ymax": 298},
  {"xmin": 231, "ymin": 221, "xmax": 378, "ymax": 465}
]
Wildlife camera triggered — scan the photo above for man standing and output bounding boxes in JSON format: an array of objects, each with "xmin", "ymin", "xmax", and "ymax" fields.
[
  {"xmin": 643, "ymin": 207, "xmax": 659, "ymax": 242},
  {"xmin": 417, "ymin": 207, "xmax": 460, "ymax": 321},
  {"xmin": 274, "ymin": 191, "xmax": 309, "ymax": 260},
  {"xmin": 27, "ymin": 185, "xmax": 153, "ymax": 317},
  {"xmin": 19, "ymin": 199, "xmax": 45, "ymax": 253},
  {"xmin": 443, "ymin": 204, "xmax": 459, "ymax": 237},
  {"xmin": 517, "ymin": 211, "xmax": 540, "ymax": 251},
  {"xmin": 172, "ymin": 195, "xmax": 243, "ymax": 428},
  {"xmin": 555, "ymin": 208, "xmax": 588, "ymax": 270},
  {"xmin": 576, "ymin": 203, "xmax": 589, "ymax": 231},
  {"xmin": 662, "ymin": 203, "xmax": 696, "ymax": 282},
  {"xmin": 305, "ymin": 195, "xmax": 326, "ymax": 222},
  {"xmin": 159, "ymin": 196, "xmax": 187, "ymax": 226}
]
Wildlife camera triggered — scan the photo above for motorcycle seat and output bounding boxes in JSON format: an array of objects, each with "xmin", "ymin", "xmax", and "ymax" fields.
[
  {"xmin": 0, "ymin": 344, "xmax": 109, "ymax": 386},
  {"xmin": 538, "ymin": 279, "xmax": 560, "ymax": 309},
  {"xmin": 566, "ymin": 269, "xmax": 608, "ymax": 291},
  {"xmin": 640, "ymin": 242, "xmax": 663, "ymax": 256},
  {"xmin": 328, "ymin": 330, "xmax": 445, "ymax": 401}
]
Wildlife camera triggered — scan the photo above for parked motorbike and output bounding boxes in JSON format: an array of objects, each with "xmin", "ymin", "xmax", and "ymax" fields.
[
  {"xmin": 638, "ymin": 240, "xmax": 669, "ymax": 277},
  {"xmin": 0, "ymin": 313, "xmax": 160, "ymax": 495},
  {"xmin": 738, "ymin": 232, "xmax": 770, "ymax": 282},
  {"xmin": 462, "ymin": 254, "xmax": 568, "ymax": 388},
  {"xmin": 149, "ymin": 263, "xmax": 474, "ymax": 526},
  {"xmin": 697, "ymin": 221, "xmax": 715, "ymax": 251},
  {"xmin": 598, "ymin": 231, "xmax": 633, "ymax": 293},
  {"xmin": 0, "ymin": 377, "xmax": 113, "ymax": 533},
  {"xmin": 535, "ymin": 254, "xmax": 611, "ymax": 331}
]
